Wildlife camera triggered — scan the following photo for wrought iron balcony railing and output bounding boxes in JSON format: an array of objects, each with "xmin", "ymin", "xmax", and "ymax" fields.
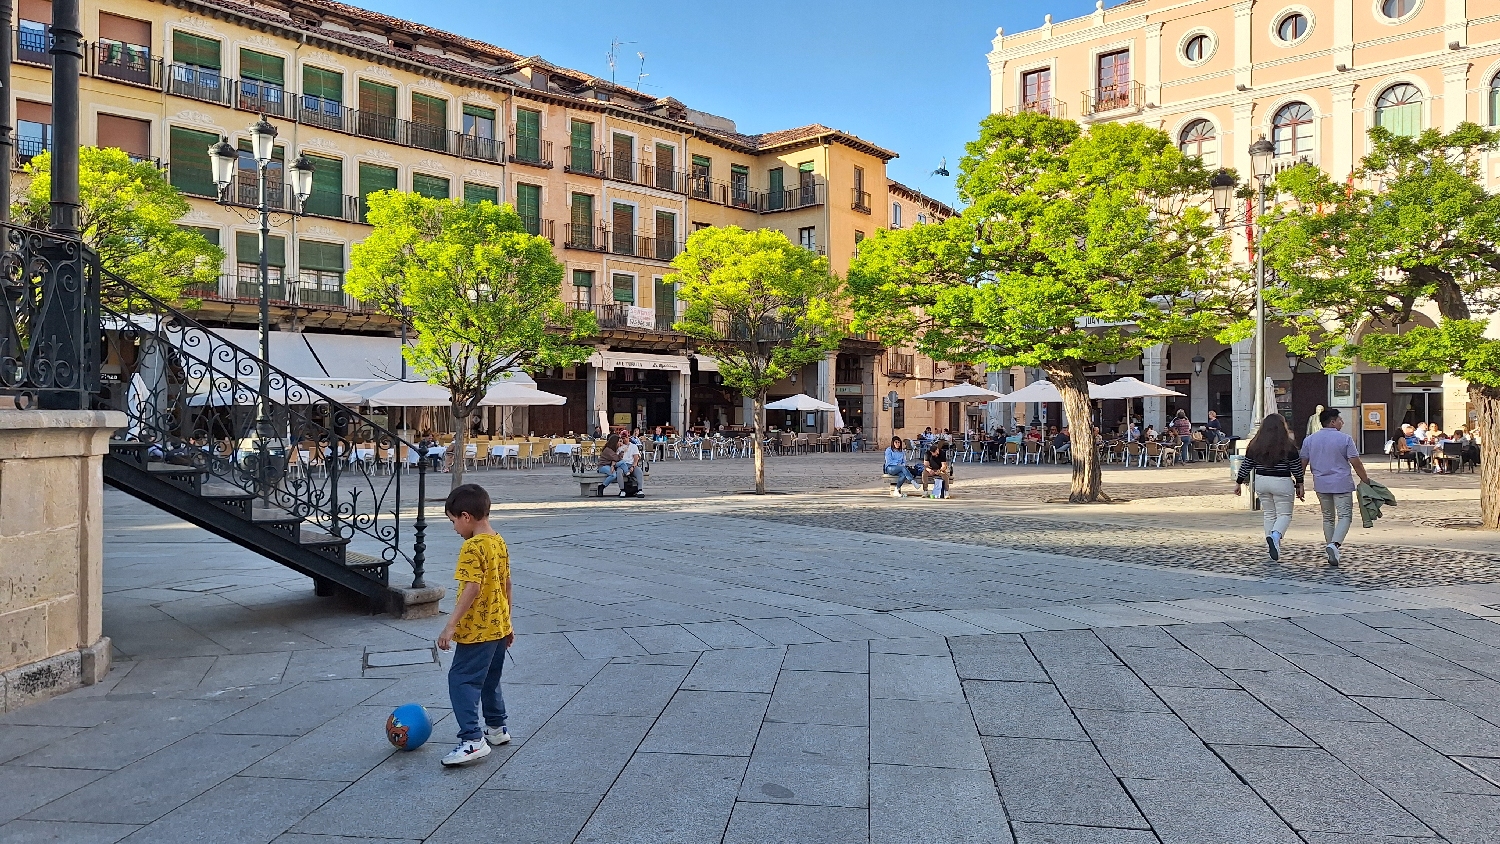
[
  {"xmin": 520, "ymin": 216, "xmax": 555, "ymax": 242},
  {"xmin": 14, "ymin": 137, "xmax": 48, "ymax": 168},
  {"xmin": 764, "ymin": 181, "xmax": 826, "ymax": 213},
  {"xmin": 94, "ymin": 42, "xmax": 161, "ymax": 88},
  {"xmin": 1006, "ymin": 98, "xmax": 1066, "ymax": 119},
  {"xmin": 1081, "ymin": 80, "xmax": 1143, "ymax": 118},
  {"xmin": 455, "ymin": 132, "xmax": 503, "ymax": 163},
  {"xmin": 236, "ymin": 79, "xmax": 290, "ymax": 118},
  {"xmin": 564, "ymin": 146, "xmax": 604, "ymax": 176},
  {"xmin": 509, "ymin": 132, "xmax": 553, "ymax": 168},
  {"xmin": 564, "ymin": 223, "xmax": 608, "ymax": 252},
  {"xmin": 567, "ymin": 303, "xmax": 682, "ymax": 333},
  {"xmin": 167, "ymin": 64, "xmax": 235, "ymax": 106},
  {"xmin": 15, "ymin": 25, "xmax": 51, "ymax": 67},
  {"xmin": 852, "ymin": 189, "xmax": 871, "ymax": 214}
]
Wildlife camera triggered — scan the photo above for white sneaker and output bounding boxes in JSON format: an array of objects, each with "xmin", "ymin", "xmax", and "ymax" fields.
[
  {"xmin": 1325, "ymin": 543, "xmax": 1341, "ymax": 566},
  {"xmin": 1266, "ymin": 532, "xmax": 1281, "ymax": 562},
  {"xmin": 440, "ymin": 739, "xmax": 491, "ymax": 767},
  {"xmin": 484, "ymin": 725, "xmax": 510, "ymax": 746},
  {"xmin": 890, "ymin": 487, "xmax": 903, "ymax": 498}
]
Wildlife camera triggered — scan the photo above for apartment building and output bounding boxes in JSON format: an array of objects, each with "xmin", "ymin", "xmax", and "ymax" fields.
[
  {"xmin": 986, "ymin": 0, "xmax": 1499, "ymax": 447},
  {"xmin": 12, "ymin": 0, "xmax": 959, "ymax": 439}
]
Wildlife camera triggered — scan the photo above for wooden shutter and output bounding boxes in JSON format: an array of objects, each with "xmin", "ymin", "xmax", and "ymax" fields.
[
  {"xmin": 236, "ymin": 231, "xmax": 286, "ymax": 267},
  {"xmin": 299, "ymin": 240, "xmax": 344, "ymax": 272},
  {"xmin": 411, "ymin": 93, "xmax": 446, "ymax": 129},
  {"xmin": 654, "ymin": 278, "xmax": 674, "ymax": 322},
  {"xmin": 357, "ymin": 162, "xmax": 398, "ymax": 222},
  {"xmin": 515, "ymin": 183, "xmax": 541, "ymax": 220},
  {"xmin": 358, "ymin": 80, "xmax": 396, "ymax": 116},
  {"xmin": 168, "ymin": 126, "xmax": 218, "ymax": 196},
  {"xmin": 99, "ymin": 12, "xmax": 151, "ymax": 46},
  {"xmin": 612, "ymin": 203, "xmax": 634, "ymax": 237},
  {"xmin": 172, "ymin": 31, "xmax": 221, "ymax": 69},
  {"xmin": 655, "ymin": 210, "xmax": 675, "ymax": 242},
  {"xmin": 464, "ymin": 183, "xmax": 498, "ymax": 205},
  {"xmin": 570, "ymin": 192, "xmax": 592, "ymax": 227},
  {"xmin": 655, "ymin": 143, "xmax": 674, "ymax": 171},
  {"xmin": 612, "ymin": 273, "xmax": 634, "ymax": 303},
  {"xmin": 238, "ymin": 48, "xmax": 283, "ymax": 85},
  {"xmin": 19, "ymin": 0, "xmax": 50, "ymax": 23},
  {"xmin": 570, "ymin": 120, "xmax": 593, "ymax": 150},
  {"xmin": 97, "ymin": 113, "xmax": 150, "ymax": 157},
  {"xmin": 612, "ymin": 133, "xmax": 633, "ymax": 180},
  {"xmin": 303, "ymin": 66, "xmax": 342, "ymax": 102},
  {"xmin": 411, "ymin": 173, "xmax": 450, "ymax": 199},
  {"xmin": 572, "ymin": 269, "xmax": 593, "ymax": 287},
  {"xmin": 180, "ymin": 225, "xmax": 220, "ymax": 246},
  {"xmin": 515, "ymin": 108, "xmax": 540, "ymax": 137},
  {"xmin": 768, "ymin": 167, "xmax": 783, "ymax": 195}
]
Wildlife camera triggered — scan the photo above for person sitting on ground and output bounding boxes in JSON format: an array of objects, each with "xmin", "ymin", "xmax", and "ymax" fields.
[
  {"xmin": 883, "ymin": 435, "xmax": 918, "ymax": 497},
  {"xmin": 922, "ymin": 441, "xmax": 953, "ymax": 499},
  {"xmin": 595, "ymin": 434, "xmax": 621, "ymax": 495}
]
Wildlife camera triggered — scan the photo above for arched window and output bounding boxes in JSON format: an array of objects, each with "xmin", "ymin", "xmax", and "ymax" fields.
[
  {"xmin": 1381, "ymin": 0, "xmax": 1417, "ymax": 18},
  {"xmin": 1277, "ymin": 13, "xmax": 1308, "ymax": 42},
  {"xmin": 1488, "ymin": 72, "xmax": 1500, "ymax": 127},
  {"xmin": 1375, "ymin": 83, "xmax": 1423, "ymax": 137},
  {"xmin": 1178, "ymin": 120, "xmax": 1217, "ymax": 167},
  {"xmin": 891, "ymin": 202, "xmax": 903, "ymax": 228},
  {"xmin": 1184, "ymin": 34, "xmax": 1209, "ymax": 62},
  {"xmin": 1272, "ymin": 102, "xmax": 1315, "ymax": 157}
]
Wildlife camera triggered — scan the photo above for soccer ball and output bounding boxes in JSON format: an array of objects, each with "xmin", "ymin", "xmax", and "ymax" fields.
[{"xmin": 385, "ymin": 703, "xmax": 433, "ymax": 751}]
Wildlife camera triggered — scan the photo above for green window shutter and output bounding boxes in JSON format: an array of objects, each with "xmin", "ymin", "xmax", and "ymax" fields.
[
  {"xmin": 302, "ymin": 153, "xmax": 343, "ymax": 217},
  {"xmin": 303, "ymin": 66, "xmax": 342, "ymax": 102},
  {"xmin": 612, "ymin": 273, "xmax": 634, "ymax": 303},
  {"xmin": 570, "ymin": 192, "xmax": 592, "ymax": 228},
  {"xmin": 412, "ymin": 93, "xmax": 446, "ymax": 129},
  {"xmin": 768, "ymin": 167, "xmax": 784, "ymax": 194},
  {"xmin": 236, "ymin": 232, "xmax": 285, "ymax": 267},
  {"xmin": 299, "ymin": 240, "xmax": 344, "ymax": 272},
  {"xmin": 238, "ymin": 48, "xmax": 283, "ymax": 85},
  {"xmin": 654, "ymin": 278, "xmax": 675, "ymax": 321},
  {"xmin": 236, "ymin": 137, "xmax": 285, "ymax": 163},
  {"xmin": 357, "ymin": 162, "xmax": 398, "ymax": 222},
  {"xmin": 515, "ymin": 108, "xmax": 540, "ymax": 138},
  {"xmin": 463, "ymin": 104, "xmax": 495, "ymax": 121},
  {"xmin": 412, "ymin": 173, "xmax": 450, "ymax": 199},
  {"xmin": 515, "ymin": 183, "xmax": 541, "ymax": 220},
  {"xmin": 168, "ymin": 126, "xmax": 220, "ymax": 196},
  {"xmin": 172, "ymin": 31, "xmax": 221, "ymax": 69},
  {"xmin": 358, "ymin": 79, "xmax": 397, "ymax": 116},
  {"xmin": 570, "ymin": 120, "xmax": 593, "ymax": 149},
  {"xmin": 572, "ymin": 269, "xmax": 594, "ymax": 288},
  {"xmin": 179, "ymin": 225, "xmax": 220, "ymax": 246},
  {"xmin": 655, "ymin": 210, "xmax": 675, "ymax": 241},
  {"xmin": 464, "ymin": 183, "xmax": 498, "ymax": 205}
]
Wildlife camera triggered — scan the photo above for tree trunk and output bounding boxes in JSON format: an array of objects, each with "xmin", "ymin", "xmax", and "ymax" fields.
[
  {"xmin": 1045, "ymin": 362, "xmax": 1107, "ymax": 503},
  {"xmin": 1473, "ymin": 384, "xmax": 1500, "ymax": 530},
  {"xmin": 449, "ymin": 406, "xmax": 468, "ymax": 492},
  {"xmin": 753, "ymin": 390, "xmax": 767, "ymax": 494}
]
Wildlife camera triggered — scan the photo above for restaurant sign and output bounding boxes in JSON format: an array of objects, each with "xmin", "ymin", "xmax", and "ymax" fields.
[{"xmin": 834, "ymin": 385, "xmax": 863, "ymax": 396}]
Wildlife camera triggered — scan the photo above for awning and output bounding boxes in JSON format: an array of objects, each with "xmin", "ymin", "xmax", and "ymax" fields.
[
  {"xmin": 589, "ymin": 351, "xmax": 690, "ymax": 373},
  {"xmin": 301, "ymin": 333, "xmax": 407, "ymax": 382},
  {"xmin": 1090, "ymin": 376, "xmax": 1183, "ymax": 399},
  {"xmin": 694, "ymin": 356, "xmax": 720, "ymax": 372},
  {"xmin": 480, "ymin": 382, "xmax": 566, "ymax": 406},
  {"xmin": 765, "ymin": 394, "xmax": 838, "ymax": 412},
  {"xmin": 913, "ymin": 384, "xmax": 1005, "ymax": 402}
]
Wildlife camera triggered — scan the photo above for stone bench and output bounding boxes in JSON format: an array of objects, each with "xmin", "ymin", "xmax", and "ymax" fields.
[{"xmin": 572, "ymin": 472, "xmax": 601, "ymax": 497}]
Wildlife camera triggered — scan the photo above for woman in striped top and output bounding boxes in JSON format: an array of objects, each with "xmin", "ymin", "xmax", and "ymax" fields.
[{"xmin": 1234, "ymin": 414, "xmax": 1306, "ymax": 561}]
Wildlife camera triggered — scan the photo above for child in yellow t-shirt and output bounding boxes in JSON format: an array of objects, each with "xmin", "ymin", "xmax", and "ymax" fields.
[{"xmin": 436, "ymin": 483, "xmax": 513, "ymax": 767}]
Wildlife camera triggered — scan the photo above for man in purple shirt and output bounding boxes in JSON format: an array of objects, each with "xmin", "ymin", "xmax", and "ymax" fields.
[{"xmin": 1299, "ymin": 407, "xmax": 1371, "ymax": 566}]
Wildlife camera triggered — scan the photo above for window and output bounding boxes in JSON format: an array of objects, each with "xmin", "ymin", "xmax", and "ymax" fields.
[
  {"xmin": 358, "ymin": 80, "xmax": 398, "ymax": 140},
  {"xmin": 854, "ymin": 230, "xmax": 865, "ymax": 256},
  {"xmin": 172, "ymin": 30, "xmax": 220, "ymax": 70},
  {"xmin": 1022, "ymin": 68, "xmax": 1052, "ymax": 110},
  {"xmin": 16, "ymin": 102, "xmax": 50, "ymax": 163},
  {"xmin": 654, "ymin": 278, "xmax": 675, "ymax": 326},
  {"xmin": 892, "ymin": 398, "xmax": 905, "ymax": 430},
  {"xmin": 612, "ymin": 202, "xmax": 635, "ymax": 254},
  {"xmin": 917, "ymin": 212, "xmax": 928, "ymax": 224},
  {"xmin": 1381, "ymin": 0, "xmax": 1417, "ymax": 18},
  {"xmin": 301, "ymin": 66, "xmax": 344, "ymax": 129},
  {"xmin": 234, "ymin": 138, "xmax": 285, "ymax": 206},
  {"xmin": 569, "ymin": 120, "xmax": 595, "ymax": 172},
  {"xmin": 1374, "ymin": 83, "xmax": 1422, "ymax": 137},
  {"xmin": 98, "ymin": 13, "xmax": 152, "ymax": 84},
  {"xmin": 611, "ymin": 133, "xmax": 634, "ymax": 181},
  {"xmin": 1178, "ymin": 119, "xmax": 1217, "ymax": 167},
  {"xmin": 730, "ymin": 164, "xmax": 750, "ymax": 205},
  {"xmin": 303, "ymin": 153, "xmax": 343, "ymax": 218},
  {"xmin": 655, "ymin": 144, "xmax": 676, "ymax": 191},
  {"xmin": 798, "ymin": 226, "xmax": 817, "ymax": 252},
  {"xmin": 96, "ymin": 113, "xmax": 150, "ymax": 160},
  {"xmin": 691, "ymin": 154, "xmax": 711, "ymax": 198},
  {"xmin": 170, "ymin": 31, "xmax": 223, "ymax": 101},
  {"xmin": 1184, "ymin": 34, "xmax": 1209, "ymax": 62},
  {"xmin": 463, "ymin": 183, "xmax": 498, "ymax": 205},
  {"xmin": 297, "ymin": 240, "xmax": 345, "ymax": 305},
  {"xmin": 570, "ymin": 192, "xmax": 595, "ymax": 247},
  {"xmin": 1277, "ymin": 13, "xmax": 1308, "ymax": 42},
  {"xmin": 514, "ymin": 108, "xmax": 541, "ymax": 162},
  {"xmin": 17, "ymin": 0, "xmax": 49, "ymax": 63},
  {"xmin": 411, "ymin": 93, "xmax": 446, "ymax": 129},
  {"xmin": 891, "ymin": 202, "xmax": 903, "ymax": 228},
  {"xmin": 167, "ymin": 125, "xmax": 218, "ymax": 196},
  {"xmin": 572, "ymin": 270, "xmax": 594, "ymax": 308},
  {"xmin": 767, "ymin": 167, "xmax": 785, "ymax": 210},
  {"xmin": 612, "ymin": 273, "xmax": 635, "ymax": 304},
  {"xmin": 1272, "ymin": 102, "xmax": 1315, "ymax": 157},
  {"xmin": 1491, "ymin": 73, "xmax": 1500, "ymax": 127},
  {"xmin": 1095, "ymin": 49, "xmax": 1130, "ymax": 109},
  {"xmin": 655, "ymin": 210, "xmax": 677, "ymax": 260},
  {"xmin": 179, "ymin": 225, "xmax": 220, "ymax": 247},
  {"xmin": 357, "ymin": 162, "xmax": 398, "ymax": 222},
  {"xmin": 239, "ymin": 48, "xmax": 285, "ymax": 114},
  {"xmin": 235, "ymin": 231, "xmax": 287, "ymax": 299},
  {"xmin": 516, "ymin": 183, "xmax": 543, "ymax": 234},
  {"xmin": 462, "ymin": 105, "xmax": 494, "ymax": 138},
  {"xmin": 412, "ymin": 173, "xmax": 449, "ymax": 200},
  {"xmin": 798, "ymin": 162, "xmax": 816, "ymax": 205}
]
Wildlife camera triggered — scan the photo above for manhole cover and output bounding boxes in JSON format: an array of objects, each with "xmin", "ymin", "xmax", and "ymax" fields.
[{"xmin": 364, "ymin": 647, "xmax": 439, "ymax": 669}]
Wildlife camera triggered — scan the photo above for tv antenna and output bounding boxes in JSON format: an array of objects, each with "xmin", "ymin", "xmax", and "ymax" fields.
[
  {"xmin": 635, "ymin": 51, "xmax": 648, "ymax": 91},
  {"xmin": 606, "ymin": 37, "xmax": 635, "ymax": 85}
]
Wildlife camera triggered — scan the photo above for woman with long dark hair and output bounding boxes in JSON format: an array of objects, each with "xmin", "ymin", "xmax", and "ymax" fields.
[{"xmin": 1234, "ymin": 414, "xmax": 1305, "ymax": 561}]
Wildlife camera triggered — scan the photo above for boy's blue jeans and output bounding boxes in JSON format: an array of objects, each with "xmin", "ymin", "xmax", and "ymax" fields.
[{"xmin": 448, "ymin": 638, "xmax": 509, "ymax": 741}]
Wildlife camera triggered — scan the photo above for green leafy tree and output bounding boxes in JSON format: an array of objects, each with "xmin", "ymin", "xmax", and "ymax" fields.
[
  {"xmin": 1264, "ymin": 123, "xmax": 1500, "ymax": 528},
  {"xmin": 347, "ymin": 191, "xmax": 594, "ymax": 490},
  {"xmin": 16, "ymin": 147, "xmax": 222, "ymax": 300},
  {"xmin": 850, "ymin": 113, "xmax": 1237, "ymax": 502},
  {"xmin": 669, "ymin": 226, "xmax": 844, "ymax": 494}
]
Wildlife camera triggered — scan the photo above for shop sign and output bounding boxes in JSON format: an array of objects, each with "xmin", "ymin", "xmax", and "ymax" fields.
[
  {"xmin": 834, "ymin": 385, "xmax": 862, "ymax": 396},
  {"xmin": 626, "ymin": 306, "xmax": 655, "ymax": 329},
  {"xmin": 1362, "ymin": 403, "xmax": 1386, "ymax": 431}
]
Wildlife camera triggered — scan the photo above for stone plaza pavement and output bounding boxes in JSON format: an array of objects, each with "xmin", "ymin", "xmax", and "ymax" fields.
[{"xmin": 5, "ymin": 456, "xmax": 1500, "ymax": 843}]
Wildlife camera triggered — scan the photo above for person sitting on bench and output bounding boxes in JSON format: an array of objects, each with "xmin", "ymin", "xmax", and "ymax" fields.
[
  {"xmin": 595, "ymin": 434, "xmax": 621, "ymax": 495},
  {"xmin": 884, "ymin": 435, "xmax": 918, "ymax": 498}
]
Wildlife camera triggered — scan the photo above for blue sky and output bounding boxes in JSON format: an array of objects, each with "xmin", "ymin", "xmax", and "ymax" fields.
[{"xmin": 361, "ymin": 0, "xmax": 1103, "ymax": 206}]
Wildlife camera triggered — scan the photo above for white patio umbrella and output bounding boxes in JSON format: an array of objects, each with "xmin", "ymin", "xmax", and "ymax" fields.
[
  {"xmin": 480, "ymin": 382, "xmax": 566, "ymax": 406},
  {"xmin": 764, "ymin": 394, "xmax": 838, "ymax": 412},
  {"xmin": 912, "ymin": 383, "xmax": 1005, "ymax": 402},
  {"xmin": 999, "ymin": 380, "xmax": 1069, "ymax": 403},
  {"xmin": 348, "ymin": 380, "xmax": 452, "ymax": 408},
  {"xmin": 1090, "ymin": 376, "xmax": 1184, "ymax": 399}
]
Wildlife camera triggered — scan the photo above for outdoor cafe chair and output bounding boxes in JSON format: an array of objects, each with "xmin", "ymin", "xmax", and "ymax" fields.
[
  {"xmin": 1002, "ymin": 442, "xmax": 1020, "ymax": 465},
  {"xmin": 1022, "ymin": 440, "xmax": 1042, "ymax": 464},
  {"xmin": 1125, "ymin": 441, "xmax": 1145, "ymax": 467},
  {"xmin": 1145, "ymin": 441, "xmax": 1174, "ymax": 467}
]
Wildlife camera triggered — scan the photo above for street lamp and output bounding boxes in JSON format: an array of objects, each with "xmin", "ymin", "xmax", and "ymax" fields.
[
  {"xmin": 1286, "ymin": 350, "xmax": 1301, "ymax": 372},
  {"xmin": 1247, "ymin": 134, "xmax": 1275, "ymax": 429},
  {"xmin": 207, "ymin": 116, "xmax": 314, "ymax": 503},
  {"xmin": 1192, "ymin": 354, "xmax": 1206, "ymax": 375}
]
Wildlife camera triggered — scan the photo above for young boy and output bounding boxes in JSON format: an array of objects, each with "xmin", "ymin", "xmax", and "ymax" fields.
[{"xmin": 436, "ymin": 483, "xmax": 513, "ymax": 767}]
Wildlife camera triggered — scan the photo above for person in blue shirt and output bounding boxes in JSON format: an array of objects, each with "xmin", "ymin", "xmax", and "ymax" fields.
[{"xmin": 883, "ymin": 436, "xmax": 917, "ymax": 498}]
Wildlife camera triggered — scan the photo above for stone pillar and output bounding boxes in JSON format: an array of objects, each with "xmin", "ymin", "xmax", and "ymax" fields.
[
  {"xmin": 1142, "ymin": 345, "xmax": 1167, "ymax": 431},
  {"xmin": 1443, "ymin": 63, "xmax": 1471, "ymax": 130},
  {"xmin": 1332, "ymin": 0, "xmax": 1354, "ymax": 73},
  {"xmin": 1331, "ymin": 83, "xmax": 1358, "ymax": 178},
  {"xmin": 987, "ymin": 29, "xmax": 1006, "ymax": 114},
  {"xmin": 1144, "ymin": 23, "xmax": 1164, "ymax": 107},
  {"xmin": 817, "ymin": 352, "xmax": 835, "ymax": 432},
  {"xmin": 863, "ymin": 354, "xmax": 878, "ymax": 446},
  {"xmin": 669, "ymin": 368, "xmax": 689, "ymax": 433},
  {"xmin": 0, "ymin": 410, "xmax": 122, "ymax": 712},
  {"xmin": 1233, "ymin": 1, "xmax": 1254, "ymax": 92},
  {"xmin": 585, "ymin": 363, "xmax": 609, "ymax": 435},
  {"xmin": 1231, "ymin": 337, "xmax": 1255, "ymax": 438}
]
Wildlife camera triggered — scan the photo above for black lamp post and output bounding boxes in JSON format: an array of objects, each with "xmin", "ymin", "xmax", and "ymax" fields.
[
  {"xmin": 209, "ymin": 117, "xmax": 313, "ymax": 501},
  {"xmin": 1210, "ymin": 134, "xmax": 1275, "ymax": 432}
]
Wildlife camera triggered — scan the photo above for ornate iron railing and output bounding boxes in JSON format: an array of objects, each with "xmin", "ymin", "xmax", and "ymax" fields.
[
  {"xmin": 0, "ymin": 224, "xmax": 100, "ymax": 409},
  {"xmin": 96, "ymin": 267, "xmax": 430, "ymax": 587}
]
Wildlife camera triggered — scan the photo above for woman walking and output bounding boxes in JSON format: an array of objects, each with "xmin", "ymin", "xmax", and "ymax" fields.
[{"xmin": 1234, "ymin": 414, "xmax": 1306, "ymax": 561}]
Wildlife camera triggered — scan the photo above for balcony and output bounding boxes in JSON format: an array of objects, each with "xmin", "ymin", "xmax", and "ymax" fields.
[
  {"xmin": 520, "ymin": 216, "xmax": 555, "ymax": 242},
  {"xmin": 236, "ymin": 79, "xmax": 289, "ymax": 118},
  {"xmin": 168, "ymin": 64, "xmax": 234, "ymax": 106},
  {"xmin": 687, "ymin": 176, "xmax": 761, "ymax": 209},
  {"xmin": 603, "ymin": 156, "xmax": 688, "ymax": 193},
  {"xmin": 406, "ymin": 120, "xmax": 447, "ymax": 153},
  {"xmin": 887, "ymin": 352, "xmax": 914, "ymax": 376},
  {"xmin": 228, "ymin": 172, "xmax": 292, "ymax": 211},
  {"xmin": 564, "ymin": 223, "xmax": 608, "ymax": 252},
  {"xmin": 645, "ymin": 235, "xmax": 683, "ymax": 263},
  {"xmin": 509, "ymin": 132, "xmax": 553, "ymax": 168},
  {"xmin": 565, "ymin": 146, "xmax": 604, "ymax": 176},
  {"xmin": 298, "ymin": 95, "xmax": 353, "ymax": 133},
  {"xmin": 569, "ymin": 303, "xmax": 681, "ymax": 334},
  {"xmin": 14, "ymin": 137, "xmax": 48, "ymax": 168},
  {"xmin": 356, "ymin": 110, "xmax": 399, "ymax": 143},
  {"xmin": 852, "ymin": 188, "xmax": 871, "ymax": 214},
  {"xmin": 455, "ymin": 132, "xmax": 503, "ymax": 164},
  {"xmin": 1081, "ymin": 80, "xmax": 1143, "ymax": 118},
  {"xmin": 235, "ymin": 277, "xmax": 288, "ymax": 303},
  {"xmin": 1005, "ymin": 98, "xmax": 1066, "ymax": 119},
  {"xmin": 610, "ymin": 230, "xmax": 643, "ymax": 257},
  {"xmin": 764, "ymin": 181, "xmax": 826, "ymax": 213},
  {"xmin": 94, "ymin": 42, "xmax": 161, "ymax": 88},
  {"xmin": 183, "ymin": 275, "xmax": 369, "ymax": 312},
  {"xmin": 294, "ymin": 284, "xmax": 349, "ymax": 308},
  {"xmin": 302, "ymin": 191, "xmax": 361, "ymax": 222},
  {"xmin": 16, "ymin": 25, "xmax": 50, "ymax": 67}
]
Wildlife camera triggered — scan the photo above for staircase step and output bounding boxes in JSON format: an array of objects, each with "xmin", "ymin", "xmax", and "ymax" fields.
[
  {"xmin": 201, "ymin": 482, "xmax": 255, "ymax": 501},
  {"xmin": 250, "ymin": 508, "xmax": 304, "ymax": 525},
  {"xmin": 145, "ymin": 461, "xmax": 205, "ymax": 475},
  {"xmin": 346, "ymin": 551, "xmax": 389, "ymax": 574},
  {"xmin": 300, "ymin": 528, "xmax": 348, "ymax": 546}
]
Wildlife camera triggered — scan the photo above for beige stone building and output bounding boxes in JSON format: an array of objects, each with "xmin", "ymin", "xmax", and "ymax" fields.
[
  {"xmin": 986, "ymin": 0, "xmax": 1500, "ymax": 447},
  {"xmin": 11, "ymin": 0, "xmax": 964, "ymax": 443}
]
